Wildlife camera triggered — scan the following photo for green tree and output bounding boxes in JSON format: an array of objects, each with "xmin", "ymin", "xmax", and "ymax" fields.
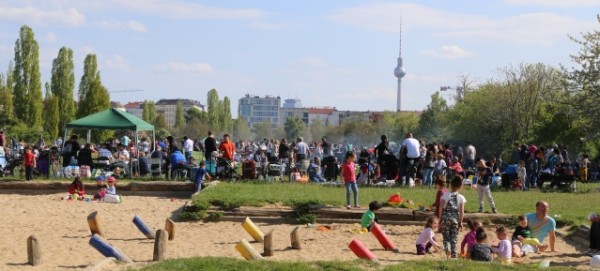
[
  {"xmin": 175, "ymin": 100, "xmax": 185, "ymax": 130},
  {"xmin": 77, "ymin": 54, "xmax": 100, "ymax": 117},
  {"xmin": 417, "ymin": 92, "xmax": 449, "ymax": 142},
  {"xmin": 185, "ymin": 107, "xmax": 207, "ymax": 123},
  {"xmin": 154, "ymin": 113, "xmax": 167, "ymax": 130},
  {"xmin": 310, "ymin": 119, "xmax": 326, "ymax": 141},
  {"xmin": 0, "ymin": 62, "xmax": 15, "ymax": 124},
  {"xmin": 284, "ymin": 117, "xmax": 305, "ymax": 140},
  {"xmin": 233, "ymin": 118, "xmax": 253, "ymax": 141},
  {"xmin": 13, "ymin": 25, "xmax": 42, "ymax": 127},
  {"xmin": 142, "ymin": 100, "xmax": 157, "ymax": 123},
  {"xmin": 221, "ymin": 96, "xmax": 233, "ymax": 131},
  {"xmin": 207, "ymin": 89, "xmax": 221, "ymax": 131},
  {"xmin": 51, "ymin": 47, "xmax": 75, "ymax": 134},
  {"xmin": 43, "ymin": 82, "xmax": 59, "ymax": 139},
  {"xmin": 252, "ymin": 122, "xmax": 274, "ymax": 141}
]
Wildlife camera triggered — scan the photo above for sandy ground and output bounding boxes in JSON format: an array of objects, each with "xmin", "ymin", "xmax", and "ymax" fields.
[{"xmin": 0, "ymin": 192, "xmax": 593, "ymax": 271}]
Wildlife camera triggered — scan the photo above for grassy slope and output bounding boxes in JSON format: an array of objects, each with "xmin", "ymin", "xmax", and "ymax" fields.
[
  {"xmin": 194, "ymin": 182, "xmax": 599, "ymax": 226},
  {"xmin": 133, "ymin": 257, "xmax": 569, "ymax": 271}
]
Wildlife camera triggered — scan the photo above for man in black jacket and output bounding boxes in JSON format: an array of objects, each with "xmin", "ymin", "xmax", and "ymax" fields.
[{"xmin": 204, "ymin": 131, "xmax": 217, "ymax": 161}]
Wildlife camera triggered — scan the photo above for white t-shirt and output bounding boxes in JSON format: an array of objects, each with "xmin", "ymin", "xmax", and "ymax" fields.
[
  {"xmin": 183, "ymin": 139, "xmax": 194, "ymax": 152},
  {"xmin": 466, "ymin": 145, "xmax": 476, "ymax": 160},
  {"xmin": 402, "ymin": 138, "xmax": 420, "ymax": 159},
  {"xmin": 440, "ymin": 191, "xmax": 466, "ymax": 209},
  {"xmin": 295, "ymin": 142, "xmax": 309, "ymax": 155},
  {"xmin": 416, "ymin": 227, "xmax": 439, "ymax": 246}
]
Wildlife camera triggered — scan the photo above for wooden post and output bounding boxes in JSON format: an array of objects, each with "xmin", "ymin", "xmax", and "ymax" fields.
[
  {"xmin": 263, "ymin": 230, "xmax": 274, "ymax": 257},
  {"xmin": 165, "ymin": 218, "xmax": 175, "ymax": 241},
  {"xmin": 290, "ymin": 226, "xmax": 301, "ymax": 249},
  {"xmin": 27, "ymin": 235, "xmax": 42, "ymax": 266},
  {"xmin": 87, "ymin": 211, "xmax": 104, "ymax": 237},
  {"xmin": 153, "ymin": 229, "xmax": 168, "ymax": 261}
]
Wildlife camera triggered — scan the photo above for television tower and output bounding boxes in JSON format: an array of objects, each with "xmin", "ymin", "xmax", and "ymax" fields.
[{"xmin": 393, "ymin": 18, "xmax": 406, "ymax": 112}]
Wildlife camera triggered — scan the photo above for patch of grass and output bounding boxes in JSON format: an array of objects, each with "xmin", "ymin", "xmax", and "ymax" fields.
[
  {"xmin": 190, "ymin": 182, "xmax": 600, "ymax": 226},
  {"xmin": 132, "ymin": 257, "xmax": 571, "ymax": 271}
]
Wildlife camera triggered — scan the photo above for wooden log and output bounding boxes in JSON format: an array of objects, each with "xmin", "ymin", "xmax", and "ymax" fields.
[
  {"xmin": 27, "ymin": 235, "xmax": 42, "ymax": 266},
  {"xmin": 133, "ymin": 215, "xmax": 155, "ymax": 239},
  {"xmin": 153, "ymin": 229, "xmax": 168, "ymax": 261},
  {"xmin": 235, "ymin": 239, "xmax": 263, "ymax": 260},
  {"xmin": 290, "ymin": 226, "xmax": 301, "ymax": 249},
  {"xmin": 89, "ymin": 234, "xmax": 133, "ymax": 263},
  {"xmin": 87, "ymin": 211, "xmax": 104, "ymax": 237},
  {"xmin": 165, "ymin": 218, "xmax": 175, "ymax": 241},
  {"xmin": 263, "ymin": 230, "xmax": 274, "ymax": 257}
]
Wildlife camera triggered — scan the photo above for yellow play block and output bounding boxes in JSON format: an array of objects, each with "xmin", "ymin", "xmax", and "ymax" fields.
[
  {"xmin": 242, "ymin": 217, "xmax": 264, "ymax": 242},
  {"xmin": 235, "ymin": 239, "xmax": 263, "ymax": 260}
]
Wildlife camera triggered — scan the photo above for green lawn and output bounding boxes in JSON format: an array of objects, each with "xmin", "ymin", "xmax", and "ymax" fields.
[
  {"xmin": 192, "ymin": 182, "xmax": 600, "ymax": 226},
  {"xmin": 133, "ymin": 257, "xmax": 570, "ymax": 271}
]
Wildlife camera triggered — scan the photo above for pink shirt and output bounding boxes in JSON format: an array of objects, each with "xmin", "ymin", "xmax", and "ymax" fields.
[
  {"xmin": 461, "ymin": 230, "xmax": 477, "ymax": 252},
  {"xmin": 342, "ymin": 161, "xmax": 356, "ymax": 182}
]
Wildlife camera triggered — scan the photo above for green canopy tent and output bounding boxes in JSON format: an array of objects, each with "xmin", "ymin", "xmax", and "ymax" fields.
[{"xmin": 64, "ymin": 108, "xmax": 155, "ymax": 176}]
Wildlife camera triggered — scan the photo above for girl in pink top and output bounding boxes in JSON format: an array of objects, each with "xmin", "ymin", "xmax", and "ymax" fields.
[
  {"xmin": 341, "ymin": 151, "xmax": 358, "ymax": 209},
  {"xmin": 461, "ymin": 219, "xmax": 482, "ymax": 257}
]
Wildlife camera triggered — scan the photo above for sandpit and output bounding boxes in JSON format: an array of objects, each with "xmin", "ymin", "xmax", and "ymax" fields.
[{"xmin": 0, "ymin": 192, "xmax": 592, "ymax": 270}]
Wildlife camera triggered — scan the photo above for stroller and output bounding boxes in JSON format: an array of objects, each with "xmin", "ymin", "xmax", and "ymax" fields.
[{"xmin": 215, "ymin": 157, "xmax": 238, "ymax": 180}]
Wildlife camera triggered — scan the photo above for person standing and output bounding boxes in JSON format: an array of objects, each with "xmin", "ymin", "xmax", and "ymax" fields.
[
  {"xmin": 476, "ymin": 159, "xmax": 497, "ymax": 214},
  {"xmin": 341, "ymin": 151, "xmax": 358, "ymax": 209},
  {"xmin": 183, "ymin": 136, "xmax": 194, "ymax": 161},
  {"xmin": 204, "ymin": 131, "xmax": 217, "ymax": 161},
  {"xmin": 438, "ymin": 175, "xmax": 466, "ymax": 258},
  {"xmin": 294, "ymin": 137, "xmax": 310, "ymax": 161},
  {"xmin": 401, "ymin": 133, "xmax": 420, "ymax": 185},
  {"xmin": 321, "ymin": 137, "xmax": 332, "ymax": 158},
  {"xmin": 24, "ymin": 146, "xmax": 36, "ymax": 181},
  {"xmin": 375, "ymin": 135, "xmax": 392, "ymax": 179},
  {"xmin": 465, "ymin": 142, "xmax": 476, "ymax": 170},
  {"xmin": 62, "ymin": 135, "xmax": 81, "ymax": 168},
  {"xmin": 218, "ymin": 134, "xmax": 235, "ymax": 161}
]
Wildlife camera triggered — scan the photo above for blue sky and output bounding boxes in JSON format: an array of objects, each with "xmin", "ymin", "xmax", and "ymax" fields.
[{"xmin": 0, "ymin": 0, "xmax": 598, "ymax": 117}]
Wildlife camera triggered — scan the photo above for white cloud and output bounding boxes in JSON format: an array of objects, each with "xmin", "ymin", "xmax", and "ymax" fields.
[
  {"xmin": 0, "ymin": 6, "xmax": 84, "ymax": 26},
  {"xmin": 504, "ymin": 0, "xmax": 600, "ymax": 7},
  {"xmin": 247, "ymin": 22, "xmax": 287, "ymax": 30},
  {"xmin": 94, "ymin": 20, "xmax": 147, "ymax": 32},
  {"xmin": 298, "ymin": 56, "xmax": 327, "ymax": 68},
  {"xmin": 421, "ymin": 45, "xmax": 477, "ymax": 59},
  {"xmin": 103, "ymin": 54, "xmax": 131, "ymax": 72},
  {"xmin": 45, "ymin": 32, "xmax": 57, "ymax": 43},
  {"xmin": 329, "ymin": 3, "xmax": 595, "ymax": 45},
  {"xmin": 154, "ymin": 62, "xmax": 214, "ymax": 73}
]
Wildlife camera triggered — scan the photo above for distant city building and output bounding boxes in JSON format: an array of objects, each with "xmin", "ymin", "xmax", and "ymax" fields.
[
  {"xmin": 238, "ymin": 94, "xmax": 281, "ymax": 129},
  {"xmin": 308, "ymin": 107, "xmax": 338, "ymax": 127},
  {"xmin": 156, "ymin": 99, "xmax": 205, "ymax": 129},
  {"xmin": 124, "ymin": 101, "xmax": 144, "ymax": 119},
  {"xmin": 279, "ymin": 107, "xmax": 309, "ymax": 127},
  {"xmin": 283, "ymin": 98, "xmax": 302, "ymax": 109},
  {"xmin": 111, "ymin": 101, "xmax": 125, "ymax": 111}
]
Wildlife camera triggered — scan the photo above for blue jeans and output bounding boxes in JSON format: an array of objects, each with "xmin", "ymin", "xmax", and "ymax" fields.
[
  {"xmin": 423, "ymin": 167, "xmax": 434, "ymax": 187},
  {"xmin": 345, "ymin": 182, "xmax": 358, "ymax": 206},
  {"xmin": 185, "ymin": 151, "xmax": 192, "ymax": 161}
]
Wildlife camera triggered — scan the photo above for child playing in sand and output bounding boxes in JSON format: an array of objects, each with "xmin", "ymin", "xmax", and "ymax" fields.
[
  {"xmin": 438, "ymin": 174, "xmax": 466, "ymax": 258},
  {"xmin": 93, "ymin": 184, "xmax": 108, "ymax": 200},
  {"xmin": 361, "ymin": 201, "xmax": 381, "ymax": 231},
  {"xmin": 341, "ymin": 151, "xmax": 358, "ymax": 209},
  {"xmin": 469, "ymin": 227, "xmax": 493, "ymax": 262},
  {"xmin": 512, "ymin": 215, "xmax": 547, "ymax": 257},
  {"xmin": 192, "ymin": 161, "xmax": 212, "ymax": 196},
  {"xmin": 429, "ymin": 178, "xmax": 446, "ymax": 213},
  {"xmin": 106, "ymin": 177, "xmax": 116, "ymax": 195},
  {"xmin": 67, "ymin": 177, "xmax": 85, "ymax": 200},
  {"xmin": 416, "ymin": 216, "xmax": 441, "ymax": 255},
  {"xmin": 461, "ymin": 219, "xmax": 482, "ymax": 257},
  {"xmin": 492, "ymin": 226, "xmax": 512, "ymax": 264}
]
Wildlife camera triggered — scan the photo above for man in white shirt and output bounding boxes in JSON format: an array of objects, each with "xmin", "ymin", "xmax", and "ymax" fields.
[
  {"xmin": 114, "ymin": 144, "xmax": 130, "ymax": 164},
  {"xmin": 402, "ymin": 133, "xmax": 420, "ymax": 185},
  {"xmin": 465, "ymin": 142, "xmax": 476, "ymax": 169},
  {"xmin": 183, "ymin": 136, "xmax": 194, "ymax": 161},
  {"xmin": 295, "ymin": 137, "xmax": 310, "ymax": 161}
]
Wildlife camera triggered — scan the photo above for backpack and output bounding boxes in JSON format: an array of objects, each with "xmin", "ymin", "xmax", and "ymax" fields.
[{"xmin": 62, "ymin": 143, "xmax": 72, "ymax": 156}]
